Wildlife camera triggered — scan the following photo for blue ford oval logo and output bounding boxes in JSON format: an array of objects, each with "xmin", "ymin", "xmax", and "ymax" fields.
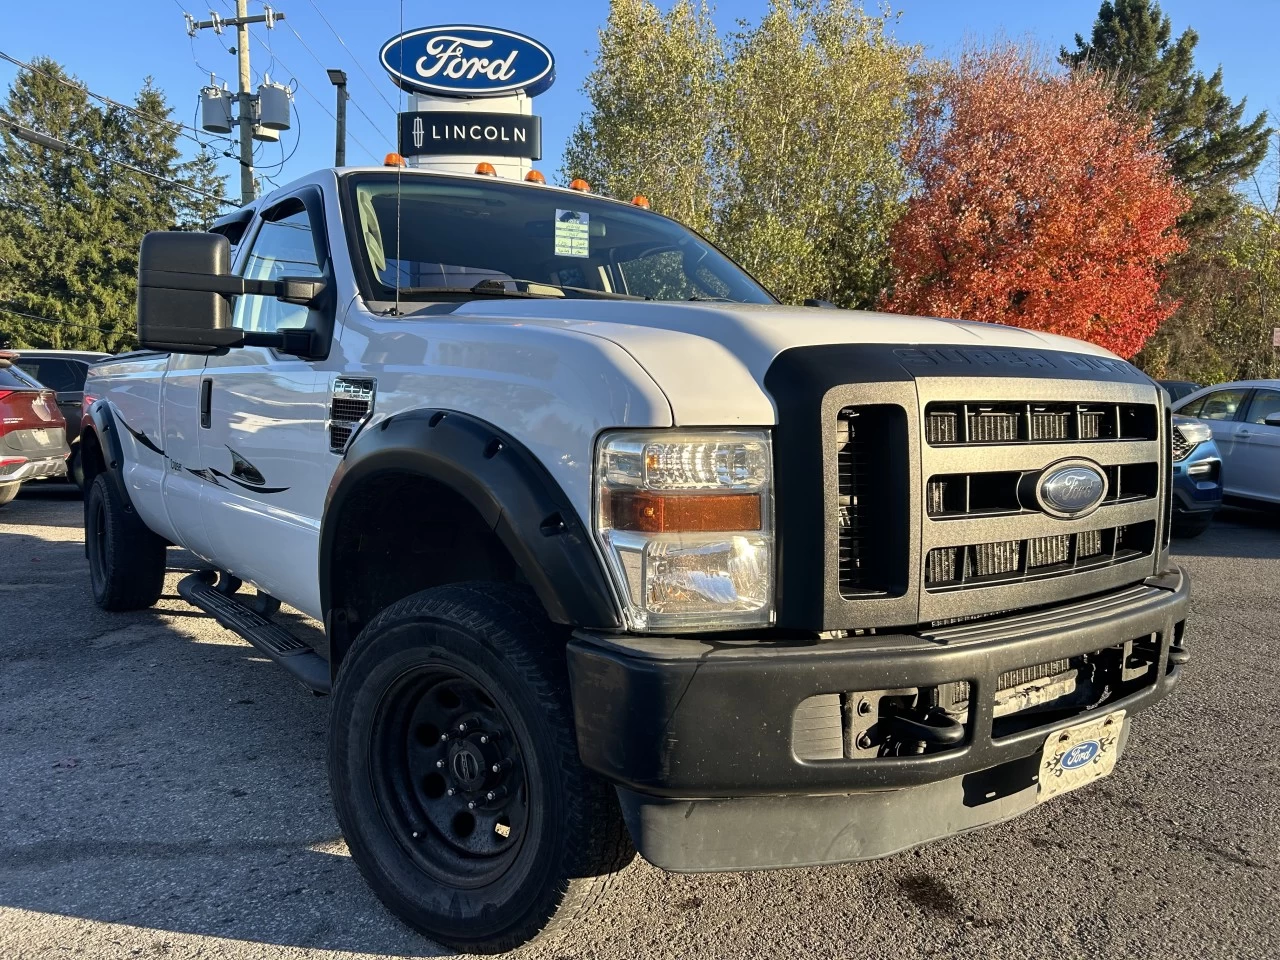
[
  {"xmin": 1036, "ymin": 460, "xmax": 1108, "ymax": 518},
  {"xmin": 1060, "ymin": 739, "xmax": 1101, "ymax": 770},
  {"xmin": 380, "ymin": 25, "xmax": 556, "ymax": 98}
]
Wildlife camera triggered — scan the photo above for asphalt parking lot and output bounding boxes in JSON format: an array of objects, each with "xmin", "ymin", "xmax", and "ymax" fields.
[{"xmin": 1, "ymin": 484, "xmax": 1277, "ymax": 960}]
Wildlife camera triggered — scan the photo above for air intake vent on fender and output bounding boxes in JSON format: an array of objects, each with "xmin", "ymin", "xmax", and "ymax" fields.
[{"xmin": 329, "ymin": 377, "xmax": 376, "ymax": 453}]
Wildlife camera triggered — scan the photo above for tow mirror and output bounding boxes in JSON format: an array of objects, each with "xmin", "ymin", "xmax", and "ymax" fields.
[{"xmin": 136, "ymin": 231, "xmax": 326, "ymax": 356}]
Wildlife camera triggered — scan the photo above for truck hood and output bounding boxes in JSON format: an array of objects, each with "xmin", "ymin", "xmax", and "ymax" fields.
[{"xmin": 442, "ymin": 299, "xmax": 1132, "ymax": 425}]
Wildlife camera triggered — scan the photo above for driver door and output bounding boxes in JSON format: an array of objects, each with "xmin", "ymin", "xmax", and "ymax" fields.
[{"xmin": 196, "ymin": 191, "xmax": 335, "ymax": 617}]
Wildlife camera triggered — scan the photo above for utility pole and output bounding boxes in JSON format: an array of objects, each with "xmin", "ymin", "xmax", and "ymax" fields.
[
  {"xmin": 327, "ymin": 69, "xmax": 348, "ymax": 167},
  {"xmin": 187, "ymin": 4, "xmax": 287, "ymax": 205}
]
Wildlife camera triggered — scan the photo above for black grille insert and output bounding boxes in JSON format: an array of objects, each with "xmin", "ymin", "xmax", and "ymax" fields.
[
  {"xmin": 925, "ymin": 402, "xmax": 1158, "ymax": 446},
  {"xmin": 836, "ymin": 405, "xmax": 909, "ymax": 598},
  {"xmin": 925, "ymin": 521, "xmax": 1157, "ymax": 590},
  {"xmin": 926, "ymin": 462, "xmax": 1159, "ymax": 518}
]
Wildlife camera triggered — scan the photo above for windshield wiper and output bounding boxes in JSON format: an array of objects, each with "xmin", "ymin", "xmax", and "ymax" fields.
[{"xmin": 395, "ymin": 279, "xmax": 558, "ymax": 300}]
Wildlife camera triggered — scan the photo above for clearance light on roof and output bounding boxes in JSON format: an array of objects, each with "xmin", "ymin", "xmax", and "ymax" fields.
[
  {"xmin": 383, "ymin": 152, "xmax": 406, "ymax": 167},
  {"xmin": 475, "ymin": 162, "xmax": 498, "ymax": 176},
  {"xmin": 525, "ymin": 169, "xmax": 546, "ymax": 184},
  {"xmin": 631, "ymin": 195, "xmax": 651, "ymax": 209},
  {"xmin": 569, "ymin": 178, "xmax": 590, "ymax": 192}
]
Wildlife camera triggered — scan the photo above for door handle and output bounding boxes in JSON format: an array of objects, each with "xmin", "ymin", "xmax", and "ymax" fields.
[
  {"xmin": 1237, "ymin": 428, "xmax": 1251, "ymax": 438},
  {"xmin": 199, "ymin": 378, "xmax": 212, "ymax": 429}
]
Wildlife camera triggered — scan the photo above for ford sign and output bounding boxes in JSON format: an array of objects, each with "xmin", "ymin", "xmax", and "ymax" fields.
[
  {"xmin": 380, "ymin": 25, "xmax": 555, "ymax": 99},
  {"xmin": 1034, "ymin": 459, "xmax": 1108, "ymax": 519}
]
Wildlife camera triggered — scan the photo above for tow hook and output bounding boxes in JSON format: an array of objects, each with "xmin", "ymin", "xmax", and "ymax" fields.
[
  {"xmin": 1168, "ymin": 644, "xmax": 1191, "ymax": 666},
  {"xmin": 881, "ymin": 706, "xmax": 966, "ymax": 753}
]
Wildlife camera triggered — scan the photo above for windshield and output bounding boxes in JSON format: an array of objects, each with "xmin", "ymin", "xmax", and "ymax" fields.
[{"xmin": 343, "ymin": 172, "xmax": 774, "ymax": 305}]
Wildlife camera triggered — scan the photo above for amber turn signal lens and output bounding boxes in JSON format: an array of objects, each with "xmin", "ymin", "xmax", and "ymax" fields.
[
  {"xmin": 384, "ymin": 152, "xmax": 406, "ymax": 167},
  {"xmin": 606, "ymin": 490, "xmax": 762, "ymax": 533},
  {"xmin": 475, "ymin": 162, "xmax": 498, "ymax": 176},
  {"xmin": 631, "ymin": 195, "xmax": 651, "ymax": 209},
  {"xmin": 569, "ymin": 178, "xmax": 590, "ymax": 192},
  {"xmin": 524, "ymin": 169, "xmax": 546, "ymax": 184}
]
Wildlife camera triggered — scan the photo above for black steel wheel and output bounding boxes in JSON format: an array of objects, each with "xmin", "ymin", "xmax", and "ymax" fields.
[
  {"xmin": 328, "ymin": 582, "xmax": 632, "ymax": 953},
  {"xmin": 85, "ymin": 474, "xmax": 166, "ymax": 611}
]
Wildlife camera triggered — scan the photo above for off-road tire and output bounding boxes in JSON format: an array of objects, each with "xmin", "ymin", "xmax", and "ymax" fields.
[
  {"xmin": 0, "ymin": 483, "xmax": 18, "ymax": 507},
  {"xmin": 85, "ymin": 474, "xmax": 166, "ymax": 610},
  {"xmin": 328, "ymin": 582, "xmax": 633, "ymax": 953}
]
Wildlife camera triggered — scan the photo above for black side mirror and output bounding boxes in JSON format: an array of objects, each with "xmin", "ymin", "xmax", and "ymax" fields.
[
  {"xmin": 1264, "ymin": 413, "xmax": 1280, "ymax": 428},
  {"xmin": 137, "ymin": 231, "xmax": 326, "ymax": 356}
]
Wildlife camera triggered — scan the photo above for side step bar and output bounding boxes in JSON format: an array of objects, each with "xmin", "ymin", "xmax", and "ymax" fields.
[{"xmin": 176, "ymin": 572, "xmax": 331, "ymax": 694}]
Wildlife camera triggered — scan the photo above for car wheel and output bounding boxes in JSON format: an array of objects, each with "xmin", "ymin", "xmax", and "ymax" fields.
[
  {"xmin": 0, "ymin": 482, "xmax": 19, "ymax": 507},
  {"xmin": 1172, "ymin": 514, "xmax": 1213, "ymax": 538},
  {"xmin": 85, "ymin": 474, "xmax": 167, "ymax": 610},
  {"xmin": 328, "ymin": 582, "xmax": 632, "ymax": 953},
  {"xmin": 69, "ymin": 445, "xmax": 85, "ymax": 492}
]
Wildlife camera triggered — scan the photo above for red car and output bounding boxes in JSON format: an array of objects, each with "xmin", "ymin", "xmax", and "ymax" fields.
[{"xmin": 0, "ymin": 351, "xmax": 70, "ymax": 507}]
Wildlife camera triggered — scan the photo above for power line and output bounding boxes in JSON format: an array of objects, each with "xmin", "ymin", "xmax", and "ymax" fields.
[
  {"xmin": 278, "ymin": 19, "xmax": 393, "ymax": 153},
  {"xmin": 0, "ymin": 306, "xmax": 116, "ymax": 336},
  {"xmin": 301, "ymin": 0, "xmax": 397, "ymax": 114},
  {"xmin": 0, "ymin": 49, "xmax": 234, "ymax": 155},
  {"xmin": 0, "ymin": 114, "xmax": 238, "ymax": 207}
]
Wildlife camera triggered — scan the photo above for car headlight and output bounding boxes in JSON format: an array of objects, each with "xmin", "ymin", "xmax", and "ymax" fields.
[
  {"xmin": 1173, "ymin": 416, "xmax": 1212, "ymax": 445},
  {"xmin": 594, "ymin": 429, "xmax": 774, "ymax": 632}
]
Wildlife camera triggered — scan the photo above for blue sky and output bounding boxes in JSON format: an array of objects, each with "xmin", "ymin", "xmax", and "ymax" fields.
[{"xmin": 1, "ymin": 1, "xmax": 1276, "ymax": 203}]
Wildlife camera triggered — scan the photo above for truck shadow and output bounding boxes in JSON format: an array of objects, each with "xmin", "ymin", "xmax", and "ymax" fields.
[
  {"xmin": 1172, "ymin": 507, "xmax": 1280, "ymax": 561},
  {"xmin": 0, "ymin": 525, "xmax": 453, "ymax": 957}
]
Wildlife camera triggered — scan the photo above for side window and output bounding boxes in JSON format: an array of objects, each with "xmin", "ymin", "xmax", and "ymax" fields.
[
  {"xmin": 1245, "ymin": 388, "xmax": 1280, "ymax": 425},
  {"xmin": 16, "ymin": 358, "xmax": 80, "ymax": 392},
  {"xmin": 233, "ymin": 204, "xmax": 324, "ymax": 335},
  {"xmin": 1195, "ymin": 388, "xmax": 1249, "ymax": 421},
  {"xmin": 1176, "ymin": 396, "xmax": 1204, "ymax": 417}
]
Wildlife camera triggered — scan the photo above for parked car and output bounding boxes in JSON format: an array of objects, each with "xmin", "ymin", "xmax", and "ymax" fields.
[
  {"xmin": 0, "ymin": 351, "xmax": 70, "ymax": 506},
  {"xmin": 1158, "ymin": 379, "xmax": 1201, "ymax": 403},
  {"xmin": 1173, "ymin": 379, "xmax": 1280, "ymax": 508},
  {"xmin": 11, "ymin": 349, "xmax": 111, "ymax": 489},
  {"xmin": 1168, "ymin": 415, "xmax": 1223, "ymax": 537}
]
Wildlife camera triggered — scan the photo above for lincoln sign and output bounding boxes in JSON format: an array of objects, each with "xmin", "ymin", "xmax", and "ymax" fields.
[
  {"xmin": 398, "ymin": 111, "xmax": 541, "ymax": 160},
  {"xmin": 379, "ymin": 25, "xmax": 556, "ymax": 98}
]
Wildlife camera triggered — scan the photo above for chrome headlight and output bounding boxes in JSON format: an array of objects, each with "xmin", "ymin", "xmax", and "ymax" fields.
[
  {"xmin": 593, "ymin": 429, "xmax": 774, "ymax": 632},
  {"xmin": 1173, "ymin": 416, "xmax": 1212, "ymax": 445}
]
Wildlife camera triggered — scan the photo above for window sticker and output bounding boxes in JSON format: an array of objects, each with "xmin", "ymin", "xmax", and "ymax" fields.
[{"xmin": 554, "ymin": 209, "xmax": 590, "ymax": 258}]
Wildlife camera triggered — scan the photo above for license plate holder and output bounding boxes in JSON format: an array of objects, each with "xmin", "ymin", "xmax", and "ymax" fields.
[{"xmin": 1037, "ymin": 709, "xmax": 1126, "ymax": 802}]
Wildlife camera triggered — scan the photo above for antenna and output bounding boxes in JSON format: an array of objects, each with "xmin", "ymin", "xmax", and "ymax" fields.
[{"xmin": 395, "ymin": 0, "xmax": 404, "ymax": 317}]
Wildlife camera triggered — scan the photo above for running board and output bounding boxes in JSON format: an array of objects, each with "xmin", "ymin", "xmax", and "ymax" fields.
[{"xmin": 176, "ymin": 573, "xmax": 331, "ymax": 694}]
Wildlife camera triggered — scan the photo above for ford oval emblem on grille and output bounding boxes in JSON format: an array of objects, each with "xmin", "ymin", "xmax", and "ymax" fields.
[{"xmin": 1036, "ymin": 459, "xmax": 1108, "ymax": 519}]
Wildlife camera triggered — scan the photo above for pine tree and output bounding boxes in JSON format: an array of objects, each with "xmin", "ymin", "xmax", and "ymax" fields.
[
  {"xmin": 1062, "ymin": 0, "xmax": 1272, "ymax": 230},
  {"xmin": 0, "ymin": 59, "xmax": 229, "ymax": 351}
]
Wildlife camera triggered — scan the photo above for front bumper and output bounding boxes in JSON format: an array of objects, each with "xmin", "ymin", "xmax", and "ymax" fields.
[{"xmin": 567, "ymin": 567, "xmax": 1189, "ymax": 871}]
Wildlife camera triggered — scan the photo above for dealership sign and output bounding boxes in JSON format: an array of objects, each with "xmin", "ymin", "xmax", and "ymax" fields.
[
  {"xmin": 379, "ymin": 25, "xmax": 556, "ymax": 98},
  {"xmin": 398, "ymin": 111, "xmax": 541, "ymax": 159}
]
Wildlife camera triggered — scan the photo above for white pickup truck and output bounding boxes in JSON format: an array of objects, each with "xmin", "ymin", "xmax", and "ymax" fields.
[{"xmin": 83, "ymin": 164, "xmax": 1191, "ymax": 952}]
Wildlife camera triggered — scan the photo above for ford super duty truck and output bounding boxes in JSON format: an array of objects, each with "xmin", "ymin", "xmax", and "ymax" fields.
[{"xmin": 81, "ymin": 165, "xmax": 1191, "ymax": 953}]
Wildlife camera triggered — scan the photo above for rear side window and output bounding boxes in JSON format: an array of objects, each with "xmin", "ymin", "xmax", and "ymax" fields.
[
  {"xmin": 1193, "ymin": 388, "xmax": 1248, "ymax": 421},
  {"xmin": 15, "ymin": 358, "xmax": 85, "ymax": 392}
]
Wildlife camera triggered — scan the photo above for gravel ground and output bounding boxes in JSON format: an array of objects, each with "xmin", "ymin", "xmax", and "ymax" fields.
[{"xmin": 1, "ymin": 484, "xmax": 1276, "ymax": 960}]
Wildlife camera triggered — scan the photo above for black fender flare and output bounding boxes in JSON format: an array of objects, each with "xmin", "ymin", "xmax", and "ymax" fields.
[
  {"xmin": 319, "ymin": 408, "xmax": 621, "ymax": 640},
  {"xmin": 81, "ymin": 399, "xmax": 136, "ymax": 513}
]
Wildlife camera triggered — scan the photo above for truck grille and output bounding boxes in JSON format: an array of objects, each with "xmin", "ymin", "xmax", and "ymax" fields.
[
  {"xmin": 924, "ymin": 521, "xmax": 1156, "ymax": 590},
  {"xmin": 925, "ymin": 402, "xmax": 1157, "ymax": 446},
  {"xmin": 835, "ymin": 405, "xmax": 909, "ymax": 596}
]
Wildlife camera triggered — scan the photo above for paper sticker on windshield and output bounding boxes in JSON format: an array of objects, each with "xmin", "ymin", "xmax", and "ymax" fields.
[{"xmin": 555, "ymin": 210, "xmax": 590, "ymax": 258}]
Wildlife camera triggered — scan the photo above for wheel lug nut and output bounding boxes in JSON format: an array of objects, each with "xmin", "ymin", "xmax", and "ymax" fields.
[
  {"xmin": 435, "ymin": 759, "xmax": 445, "ymax": 769},
  {"xmin": 467, "ymin": 800, "xmax": 477, "ymax": 810},
  {"xmin": 446, "ymin": 788, "xmax": 455, "ymax": 797},
  {"xmin": 439, "ymin": 733, "xmax": 449, "ymax": 742},
  {"xmin": 457, "ymin": 722, "xmax": 468, "ymax": 733},
  {"xmin": 478, "ymin": 735, "xmax": 488, "ymax": 744},
  {"xmin": 486, "ymin": 786, "xmax": 507, "ymax": 803}
]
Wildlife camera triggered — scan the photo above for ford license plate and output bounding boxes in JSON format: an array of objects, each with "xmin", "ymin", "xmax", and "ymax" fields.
[{"xmin": 1037, "ymin": 709, "xmax": 1126, "ymax": 802}]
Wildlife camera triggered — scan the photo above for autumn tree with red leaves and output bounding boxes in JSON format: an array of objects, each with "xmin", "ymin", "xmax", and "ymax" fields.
[{"xmin": 883, "ymin": 45, "xmax": 1188, "ymax": 358}]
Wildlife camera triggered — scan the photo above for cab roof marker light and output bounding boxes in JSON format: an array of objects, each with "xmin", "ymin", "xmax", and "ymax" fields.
[
  {"xmin": 475, "ymin": 162, "xmax": 498, "ymax": 177},
  {"xmin": 569, "ymin": 178, "xmax": 590, "ymax": 192},
  {"xmin": 631, "ymin": 195, "xmax": 651, "ymax": 209},
  {"xmin": 525, "ymin": 170, "xmax": 546, "ymax": 184},
  {"xmin": 384, "ymin": 152, "xmax": 406, "ymax": 167}
]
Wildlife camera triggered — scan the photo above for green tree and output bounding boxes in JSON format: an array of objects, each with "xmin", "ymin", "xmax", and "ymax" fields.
[
  {"xmin": 564, "ymin": 0, "xmax": 920, "ymax": 306},
  {"xmin": 1062, "ymin": 0, "xmax": 1272, "ymax": 231},
  {"xmin": 0, "ymin": 59, "xmax": 228, "ymax": 351}
]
